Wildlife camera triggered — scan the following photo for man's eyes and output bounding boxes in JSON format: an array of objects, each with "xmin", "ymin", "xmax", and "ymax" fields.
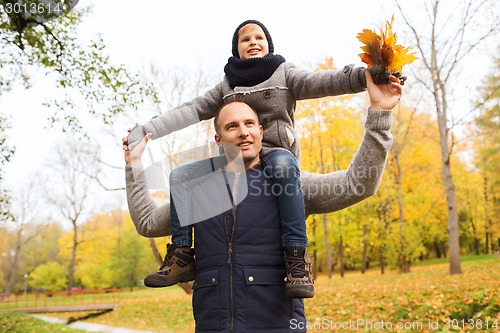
[{"xmin": 225, "ymin": 122, "xmax": 254, "ymax": 130}]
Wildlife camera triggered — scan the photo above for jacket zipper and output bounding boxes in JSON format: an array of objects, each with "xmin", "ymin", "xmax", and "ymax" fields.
[
  {"xmin": 223, "ymin": 171, "xmax": 240, "ymax": 333},
  {"xmin": 229, "ymin": 241, "xmax": 234, "ymax": 333}
]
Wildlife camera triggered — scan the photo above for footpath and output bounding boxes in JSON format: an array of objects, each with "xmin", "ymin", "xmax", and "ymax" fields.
[{"xmin": 33, "ymin": 315, "xmax": 162, "ymax": 333}]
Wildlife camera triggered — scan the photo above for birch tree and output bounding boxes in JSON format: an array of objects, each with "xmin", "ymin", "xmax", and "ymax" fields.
[{"xmin": 394, "ymin": 0, "xmax": 499, "ymax": 274}]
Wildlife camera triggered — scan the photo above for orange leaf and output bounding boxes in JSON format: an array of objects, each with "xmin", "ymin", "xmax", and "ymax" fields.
[
  {"xmin": 356, "ymin": 29, "xmax": 382, "ymax": 67},
  {"xmin": 357, "ymin": 16, "xmax": 418, "ymax": 73}
]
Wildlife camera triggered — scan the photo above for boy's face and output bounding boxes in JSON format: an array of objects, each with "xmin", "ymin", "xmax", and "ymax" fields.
[
  {"xmin": 237, "ymin": 24, "xmax": 269, "ymax": 59},
  {"xmin": 215, "ymin": 102, "xmax": 263, "ymax": 170}
]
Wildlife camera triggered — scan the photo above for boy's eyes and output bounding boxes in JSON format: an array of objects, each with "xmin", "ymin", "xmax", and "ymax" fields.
[{"xmin": 240, "ymin": 36, "xmax": 265, "ymax": 43}]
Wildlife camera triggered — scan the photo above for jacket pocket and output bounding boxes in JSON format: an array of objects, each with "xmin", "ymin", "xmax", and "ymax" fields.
[
  {"xmin": 192, "ymin": 268, "xmax": 221, "ymax": 331},
  {"xmin": 274, "ymin": 120, "xmax": 292, "ymax": 151},
  {"xmin": 243, "ymin": 266, "xmax": 293, "ymax": 330},
  {"xmin": 273, "ymin": 120, "xmax": 299, "ymax": 158}
]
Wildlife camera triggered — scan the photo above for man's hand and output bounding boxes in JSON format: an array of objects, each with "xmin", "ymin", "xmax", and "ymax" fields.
[
  {"xmin": 365, "ymin": 69, "xmax": 402, "ymax": 111},
  {"xmin": 123, "ymin": 129, "xmax": 152, "ymax": 165}
]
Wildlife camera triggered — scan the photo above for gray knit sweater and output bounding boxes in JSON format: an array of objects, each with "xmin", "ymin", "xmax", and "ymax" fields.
[
  {"xmin": 128, "ymin": 63, "xmax": 367, "ymax": 159},
  {"xmin": 126, "ymin": 108, "xmax": 392, "ymax": 238}
]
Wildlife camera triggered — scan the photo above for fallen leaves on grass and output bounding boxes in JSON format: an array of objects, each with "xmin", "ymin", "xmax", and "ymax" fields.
[{"xmin": 306, "ymin": 260, "xmax": 499, "ymax": 332}]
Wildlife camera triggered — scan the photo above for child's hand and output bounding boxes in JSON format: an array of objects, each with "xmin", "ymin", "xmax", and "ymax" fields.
[
  {"xmin": 367, "ymin": 65, "xmax": 407, "ymax": 85},
  {"xmin": 127, "ymin": 124, "xmax": 147, "ymax": 152},
  {"xmin": 123, "ymin": 128, "xmax": 152, "ymax": 165},
  {"xmin": 367, "ymin": 65, "xmax": 389, "ymax": 84}
]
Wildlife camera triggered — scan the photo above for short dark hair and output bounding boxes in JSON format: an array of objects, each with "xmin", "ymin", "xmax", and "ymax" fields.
[{"xmin": 213, "ymin": 101, "xmax": 259, "ymax": 135}]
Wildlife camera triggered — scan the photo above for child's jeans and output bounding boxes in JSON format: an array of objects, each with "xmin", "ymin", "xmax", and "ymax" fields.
[
  {"xmin": 170, "ymin": 155, "xmax": 227, "ymax": 247},
  {"xmin": 261, "ymin": 149, "xmax": 307, "ymax": 247},
  {"xmin": 170, "ymin": 150, "xmax": 308, "ymax": 248}
]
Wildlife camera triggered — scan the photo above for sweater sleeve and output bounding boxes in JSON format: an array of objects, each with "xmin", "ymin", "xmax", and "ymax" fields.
[
  {"xmin": 126, "ymin": 108, "xmax": 392, "ymax": 237},
  {"xmin": 143, "ymin": 81, "xmax": 225, "ymax": 140},
  {"xmin": 126, "ymin": 164, "xmax": 172, "ymax": 237},
  {"xmin": 302, "ymin": 108, "xmax": 392, "ymax": 217},
  {"xmin": 285, "ymin": 63, "xmax": 367, "ymax": 100}
]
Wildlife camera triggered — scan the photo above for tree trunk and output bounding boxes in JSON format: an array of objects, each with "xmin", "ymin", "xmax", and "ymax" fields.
[
  {"xmin": 483, "ymin": 174, "xmax": 492, "ymax": 254},
  {"xmin": 470, "ymin": 216, "xmax": 480, "ymax": 255},
  {"xmin": 441, "ymin": 146, "xmax": 461, "ymax": 274},
  {"xmin": 434, "ymin": 241, "xmax": 442, "ymax": 258},
  {"xmin": 394, "ymin": 155, "xmax": 410, "ymax": 273},
  {"xmin": 318, "ymin": 137, "xmax": 332, "ymax": 279},
  {"xmin": 67, "ymin": 221, "xmax": 78, "ymax": 293},
  {"xmin": 150, "ymin": 239, "xmax": 163, "ymax": 265},
  {"xmin": 361, "ymin": 221, "xmax": 369, "ymax": 273},
  {"xmin": 323, "ymin": 214, "xmax": 332, "ymax": 279},
  {"xmin": 379, "ymin": 248, "xmax": 385, "ymax": 275},
  {"xmin": 311, "ymin": 215, "xmax": 317, "ymax": 280},
  {"xmin": 339, "ymin": 234, "xmax": 344, "ymax": 278},
  {"xmin": 4, "ymin": 243, "xmax": 21, "ymax": 295}
]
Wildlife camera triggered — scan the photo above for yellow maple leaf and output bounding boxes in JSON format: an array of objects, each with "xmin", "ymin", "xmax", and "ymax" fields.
[{"xmin": 357, "ymin": 16, "xmax": 417, "ymax": 73}]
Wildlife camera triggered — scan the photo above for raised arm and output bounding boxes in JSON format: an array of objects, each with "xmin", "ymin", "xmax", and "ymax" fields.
[
  {"xmin": 285, "ymin": 63, "xmax": 367, "ymax": 100},
  {"xmin": 124, "ymin": 133, "xmax": 172, "ymax": 237},
  {"xmin": 124, "ymin": 70, "xmax": 402, "ymax": 237},
  {"xmin": 303, "ymin": 70, "xmax": 402, "ymax": 216},
  {"xmin": 302, "ymin": 108, "xmax": 392, "ymax": 216},
  {"xmin": 124, "ymin": 107, "xmax": 391, "ymax": 237},
  {"xmin": 127, "ymin": 82, "xmax": 224, "ymax": 152}
]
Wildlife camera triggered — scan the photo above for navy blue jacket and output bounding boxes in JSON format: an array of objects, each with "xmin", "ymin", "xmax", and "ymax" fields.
[{"xmin": 191, "ymin": 163, "xmax": 306, "ymax": 333}]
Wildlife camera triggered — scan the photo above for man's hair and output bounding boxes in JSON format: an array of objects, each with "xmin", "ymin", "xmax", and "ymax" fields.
[{"xmin": 213, "ymin": 101, "xmax": 260, "ymax": 135}]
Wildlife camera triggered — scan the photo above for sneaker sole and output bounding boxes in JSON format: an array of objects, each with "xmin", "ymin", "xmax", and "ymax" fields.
[{"xmin": 144, "ymin": 271, "xmax": 196, "ymax": 288}]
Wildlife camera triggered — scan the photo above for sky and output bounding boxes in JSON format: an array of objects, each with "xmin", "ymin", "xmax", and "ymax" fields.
[{"xmin": 1, "ymin": 0, "xmax": 495, "ymax": 221}]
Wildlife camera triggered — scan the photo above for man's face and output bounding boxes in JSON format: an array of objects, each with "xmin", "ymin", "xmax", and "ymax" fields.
[
  {"xmin": 215, "ymin": 102, "xmax": 263, "ymax": 170},
  {"xmin": 237, "ymin": 23, "xmax": 269, "ymax": 59}
]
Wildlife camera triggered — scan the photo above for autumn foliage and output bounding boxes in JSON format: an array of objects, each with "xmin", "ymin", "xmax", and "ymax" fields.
[{"xmin": 357, "ymin": 16, "xmax": 418, "ymax": 73}]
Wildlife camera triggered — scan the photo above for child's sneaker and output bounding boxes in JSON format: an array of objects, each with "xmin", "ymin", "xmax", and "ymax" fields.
[
  {"xmin": 144, "ymin": 243, "xmax": 195, "ymax": 288},
  {"xmin": 284, "ymin": 245, "xmax": 314, "ymax": 298}
]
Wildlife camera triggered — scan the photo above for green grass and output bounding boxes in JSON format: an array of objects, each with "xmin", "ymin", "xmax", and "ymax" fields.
[
  {"xmin": 414, "ymin": 254, "xmax": 498, "ymax": 267},
  {"xmin": 0, "ymin": 311, "xmax": 88, "ymax": 333},
  {"xmin": 3, "ymin": 255, "xmax": 499, "ymax": 333}
]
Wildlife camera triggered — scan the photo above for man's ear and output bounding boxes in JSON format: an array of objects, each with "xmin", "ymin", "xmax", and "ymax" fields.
[
  {"xmin": 259, "ymin": 125, "xmax": 263, "ymax": 139},
  {"xmin": 215, "ymin": 133, "xmax": 221, "ymax": 146}
]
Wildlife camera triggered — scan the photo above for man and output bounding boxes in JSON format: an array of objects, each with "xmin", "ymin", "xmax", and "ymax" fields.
[{"xmin": 123, "ymin": 71, "xmax": 402, "ymax": 332}]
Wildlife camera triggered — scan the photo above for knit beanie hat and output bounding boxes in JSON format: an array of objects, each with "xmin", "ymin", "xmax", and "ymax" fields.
[{"xmin": 231, "ymin": 20, "xmax": 274, "ymax": 58}]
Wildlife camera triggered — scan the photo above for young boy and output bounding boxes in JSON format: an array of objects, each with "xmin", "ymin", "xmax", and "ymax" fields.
[{"xmin": 128, "ymin": 20, "xmax": 371, "ymax": 298}]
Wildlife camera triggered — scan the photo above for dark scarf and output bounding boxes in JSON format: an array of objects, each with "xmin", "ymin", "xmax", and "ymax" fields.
[{"xmin": 224, "ymin": 54, "xmax": 286, "ymax": 88}]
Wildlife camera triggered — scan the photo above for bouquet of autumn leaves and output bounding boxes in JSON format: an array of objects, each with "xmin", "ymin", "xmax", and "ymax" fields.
[{"xmin": 357, "ymin": 17, "xmax": 417, "ymax": 85}]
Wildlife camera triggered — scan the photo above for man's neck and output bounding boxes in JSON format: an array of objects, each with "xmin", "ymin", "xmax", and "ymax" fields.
[{"xmin": 226, "ymin": 158, "xmax": 260, "ymax": 172}]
